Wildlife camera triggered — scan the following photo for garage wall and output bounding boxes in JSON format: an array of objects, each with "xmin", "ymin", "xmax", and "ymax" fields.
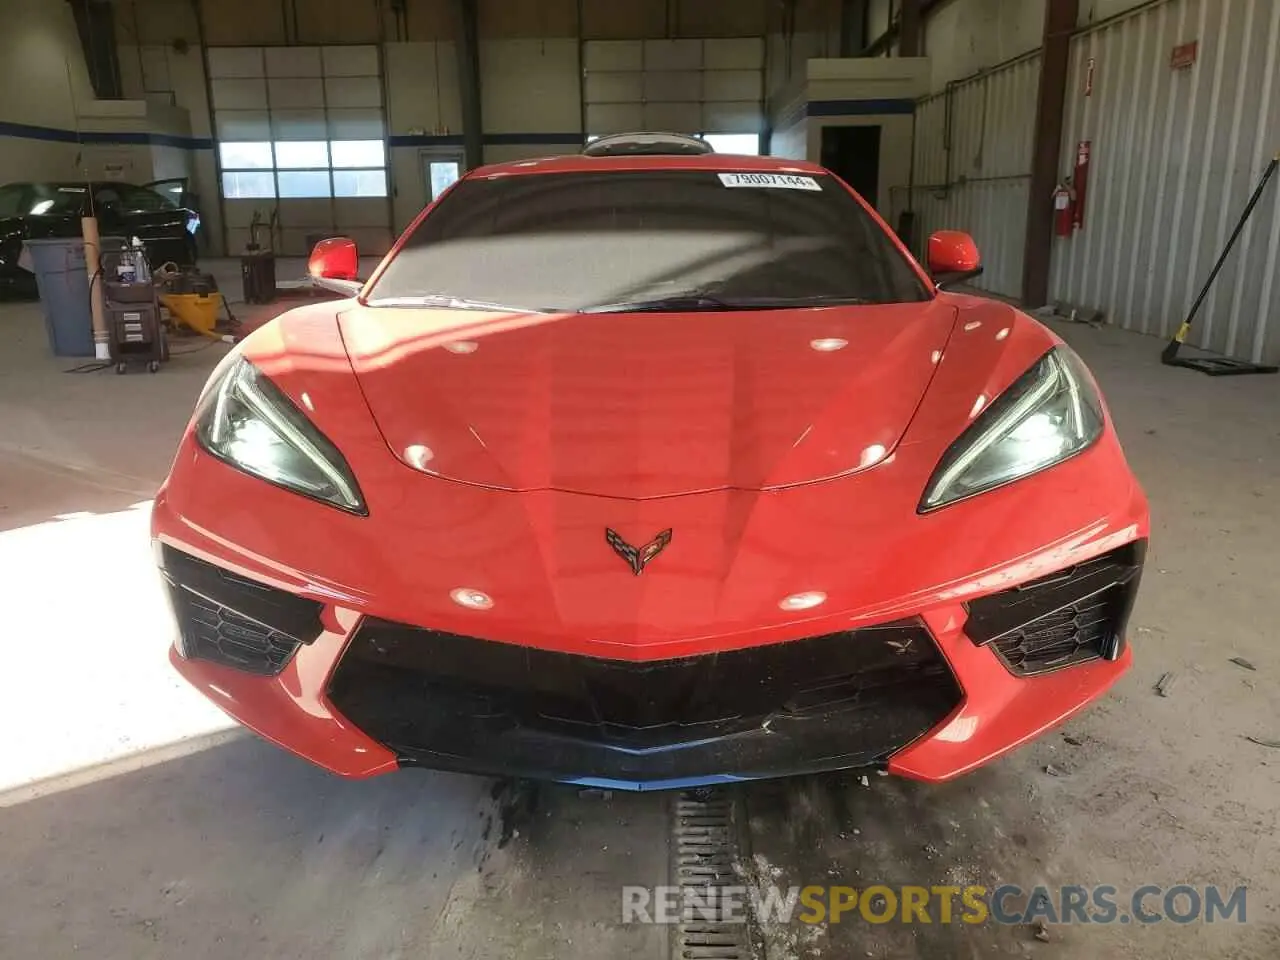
[
  {"xmin": 115, "ymin": 0, "xmax": 806, "ymax": 252},
  {"xmin": 892, "ymin": 51, "xmax": 1041, "ymax": 297},
  {"xmin": 116, "ymin": 3, "xmax": 223, "ymax": 254},
  {"xmin": 922, "ymin": 0, "xmax": 1044, "ymax": 92},
  {"xmin": 1049, "ymin": 0, "xmax": 1280, "ymax": 364},
  {"xmin": 0, "ymin": 0, "xmax": 104, "ymax": 184}
]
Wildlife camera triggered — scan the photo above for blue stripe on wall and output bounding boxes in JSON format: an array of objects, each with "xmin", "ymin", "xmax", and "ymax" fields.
[{"xmin": 0, "ymin": 119, "xmax": 214, "ymax": 150}]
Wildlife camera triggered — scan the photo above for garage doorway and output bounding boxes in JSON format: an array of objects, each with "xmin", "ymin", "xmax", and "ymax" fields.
[
  {"xmin": 420, "ymin": 149, "xmax": 465, "ymax": 203},
  {"xmin": 821, "ymin": 125, "xmax": 882, "ymax": 210}
]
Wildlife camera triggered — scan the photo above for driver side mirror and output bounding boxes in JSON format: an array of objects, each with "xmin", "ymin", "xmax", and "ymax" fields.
[
  {"xmin": 928, "ymin": 231, "xmax": 983, "ymax": 289},
  {"xmin": 308, "ymin": 236, "xmax": 362, "ymax": 296}
]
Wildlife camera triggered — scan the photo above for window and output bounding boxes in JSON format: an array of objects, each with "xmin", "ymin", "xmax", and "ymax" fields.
[
  {"xmin": 219, "ymin": 142, "xmax": 273, "ymax": 170},
  {"xmin": 97, "ymin": 184, "xmax": 177, "ymax": 213},
  {"xmin": 274, "ymin": 141, "xmax": 329, "ymax": 169},
  {"xmin": 332, "ymin": 140, "xmax": 384, "ymax": 167},
  {"xmin": 700, "ymin": 133, "xmax": 761, "ymax": 156},
  {"xmin": 369, "ymin": 169, "xmax": 929, "ymax": 312},
  {"xmin": 277, "ymin": 171, "xmax": 332, "ymax": 198},
  {"xmin": 218, "ymin": 139, "xmax": 388, "ymax": 199},
  {"xmin": 334, "ymin": 169, "xmax": 388, "ymax": 198},
  {"xmin": 222, "ymin": 170, "xmax": 276, "ymax": 200},
  {"xmin": 427, "ymin": 161, "xmax": 460, "ymax": 201}
]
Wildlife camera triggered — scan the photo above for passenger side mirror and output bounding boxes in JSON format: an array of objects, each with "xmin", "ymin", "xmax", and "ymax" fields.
[
  {"xmin": 307, "ymin": 236, "xmax": 362, "ymax": 296},
  {"xmin": 928, "ymin": 231, "xmax": 984, "ymax": 289}
]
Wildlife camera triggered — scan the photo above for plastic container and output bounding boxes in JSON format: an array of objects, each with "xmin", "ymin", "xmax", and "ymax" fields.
[
  {"xmin": 23, "ymin": 236, "xmax": 125, "ymax": 358},
  {"xmin": 160, "ymin": 292, "xmax": 223, "ymax": 336}
]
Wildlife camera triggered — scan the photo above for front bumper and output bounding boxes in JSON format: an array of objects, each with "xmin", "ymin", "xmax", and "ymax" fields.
[{"xmin": 157, "ymin": 533, "xmax": 1143, "ymax": 790}]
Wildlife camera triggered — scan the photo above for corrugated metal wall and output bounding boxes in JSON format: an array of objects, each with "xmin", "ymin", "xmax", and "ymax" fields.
[
  {"xmin": 1050, "ymin": 0, "xmax": 1280, "ymax": 363},
  {"xmin": 891, "ymin": 53, "xmax": 1041, "ymax": 298}
]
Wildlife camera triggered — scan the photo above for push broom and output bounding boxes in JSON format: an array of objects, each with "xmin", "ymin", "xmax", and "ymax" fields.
[{"xmin": 1161, "ymin": 152, "xmax": 1280, "ymax": 375}]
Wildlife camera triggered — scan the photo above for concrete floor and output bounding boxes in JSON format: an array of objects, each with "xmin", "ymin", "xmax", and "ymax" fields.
[{"xmin": 0, "ymin": 272, "xmax": 1277, "ymax": 958}]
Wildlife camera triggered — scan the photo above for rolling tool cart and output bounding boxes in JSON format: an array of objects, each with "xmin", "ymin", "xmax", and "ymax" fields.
[{"xmin": 103, "ymin": 240, "xmax": 167, "ymax": 374}]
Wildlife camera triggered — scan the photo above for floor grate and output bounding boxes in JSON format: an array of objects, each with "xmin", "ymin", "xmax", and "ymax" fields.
[{"xmin": 671, "ymin": 791, "xmax": 760, "ymax": 960}]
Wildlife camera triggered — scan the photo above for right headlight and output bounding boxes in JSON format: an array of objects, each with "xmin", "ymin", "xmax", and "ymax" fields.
[
  {"xmin": 195, "ymin": 356, "xmax": 367, "ymax": 515},
  {"xmin": 920, "ymin": 347, "xmax": 1104, "ymax": 511}
]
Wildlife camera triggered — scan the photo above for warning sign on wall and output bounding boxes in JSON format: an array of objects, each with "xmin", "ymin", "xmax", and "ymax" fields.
[{"xmin": 1171, "ymin": 41, "xmax": 1199, "ymax": 70}]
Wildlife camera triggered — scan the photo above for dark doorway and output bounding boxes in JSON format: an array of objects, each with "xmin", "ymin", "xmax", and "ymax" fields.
[{"xmin": 821, "ymin": 125, "xmax": 882, "ymax": 210}]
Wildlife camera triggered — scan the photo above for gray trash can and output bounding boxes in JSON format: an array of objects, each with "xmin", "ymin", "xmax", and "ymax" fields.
[{"xmin": 23, "ymin": 236, "xmax": 124, "ymax": 358}]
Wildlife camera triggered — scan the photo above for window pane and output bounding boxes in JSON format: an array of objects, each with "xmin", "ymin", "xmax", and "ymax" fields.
[
  {"xmin": 701, "ymin": 133, "xmax": 760, "ymax": 156},
  {"xmin": 333, "ymin": 169, "xmax": 388, "ymax": 197},
  {"xmin": 429, "ymin": 161, "xmax": 460, "ymax": 200},
  {"xmin": 109, "ymin": 184, "xmax": 176, "ymax": 212},
  {"xmin": 331, "ymin": 140, "xmax": 385, "ymax": 168},
  {"xmin": 274, "ymin": 141, "xmax": 330, "ymax": 169},
  {"xmin": 219, "ymin": 141, "xmax": 273, "ymax": 169},
  {"xmin": 221, "ymin": 171, "xmax": 276, "ymax": 198},
  {"xmin": 276, "ymin": 170, "xmax": 332, "ymax": 198}
]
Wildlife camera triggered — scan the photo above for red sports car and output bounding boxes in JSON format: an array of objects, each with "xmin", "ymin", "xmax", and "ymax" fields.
[{"xmin": 154, "ymin": 133, "xmax": 1148, "ymax": 791}]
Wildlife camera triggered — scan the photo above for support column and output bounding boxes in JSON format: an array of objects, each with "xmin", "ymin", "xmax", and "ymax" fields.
[
  {"xmin": 899, "ymin": 0, "xmax": 923, "ymax": 57},
  {"xmin": 1021, "ymin": 0, "xmax": 1078, "ymax": 306},
  {"xmin": 840, "ymin": 0, "xmax": 869, "ymax": 57},
  {"xmin": 453, "ymin": 0, "xmax": 483, "ymax": 170}
]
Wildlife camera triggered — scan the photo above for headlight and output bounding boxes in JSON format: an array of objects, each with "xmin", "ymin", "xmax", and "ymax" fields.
[
  {"xmin": 195, "ymin": 357, "xmax": 367, "ymax": 514},
  {"xmin": 920, "ymin": 347, "xmax": 1104, "ymax": 511}
]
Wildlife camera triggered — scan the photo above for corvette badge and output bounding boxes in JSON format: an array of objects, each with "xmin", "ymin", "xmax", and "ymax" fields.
[{"xmin": 605, "ymin": 528, "xmax": 673, "ymax": 576}]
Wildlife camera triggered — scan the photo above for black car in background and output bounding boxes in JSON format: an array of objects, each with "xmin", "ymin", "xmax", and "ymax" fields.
[{"xmin": 0, "ymin": 179, "xmax": 201, "ymax": 296}]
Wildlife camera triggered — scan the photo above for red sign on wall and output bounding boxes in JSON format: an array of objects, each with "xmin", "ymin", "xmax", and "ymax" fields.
[{"xmin": 1171, "ymin": 41, "xmax": 1199, "ymax": 70}]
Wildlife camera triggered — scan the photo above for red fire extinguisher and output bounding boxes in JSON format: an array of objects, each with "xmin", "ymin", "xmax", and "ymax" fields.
[{"xmin": 1053, "ymin": 178, "xmax": 1077, "ymax": 238}]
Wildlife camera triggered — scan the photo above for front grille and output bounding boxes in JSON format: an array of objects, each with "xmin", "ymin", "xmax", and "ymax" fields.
[
  {"xmin": 966, "ymin": 542, "xmax": 1145, "ymax": 677},
  {"xmin": 158, "ymin": 545, "xmax": 324, "ymax": 676},
  {"xmin": 327, "ymin": 619, "xmax": 962, "ymax": 784}
]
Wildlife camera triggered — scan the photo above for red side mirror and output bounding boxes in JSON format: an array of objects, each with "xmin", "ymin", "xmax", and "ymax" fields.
[
  {"xmin": 927, "ymin": 230, "xmax": 981, "ymax": 276},
  {"xmin": 308, "ymin": 236, "xmax": 358, "ymax": 281}
]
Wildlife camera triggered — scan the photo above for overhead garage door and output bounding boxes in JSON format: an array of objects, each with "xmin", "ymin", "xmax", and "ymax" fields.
[
  {"xmin": 208, "ymin": 45, "xmax": 393, "ymax": 257},
  {"xmin": 583, "ymin": 38, "xmax": 764, "ymax": 145}
]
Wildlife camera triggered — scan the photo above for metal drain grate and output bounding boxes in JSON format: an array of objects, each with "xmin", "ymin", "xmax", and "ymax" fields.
[{"xmin": 672, "ymin": 791, "xmax": 759, "ymax": 960}]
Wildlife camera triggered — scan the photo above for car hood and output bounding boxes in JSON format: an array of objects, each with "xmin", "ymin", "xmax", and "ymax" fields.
[{"xmin": 338, "ymin": 301, "xmax": 958, "ymax": 499}]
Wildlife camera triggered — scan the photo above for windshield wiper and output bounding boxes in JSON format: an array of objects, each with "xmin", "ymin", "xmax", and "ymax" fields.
[
  {"xmin": 581, "ymin": 295, "xmax": 774, "ymax": 314},
  {"xmin": 581, "ymin": 293, "xmax": 877, "ymax": 314},
  {"xmin": 370, "ymin": 294, "xmax": 544, "ymax": 313}
]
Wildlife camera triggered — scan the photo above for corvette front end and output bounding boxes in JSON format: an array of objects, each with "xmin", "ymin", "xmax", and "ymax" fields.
[{"xmin": 154, "ymin": 151, "xmax": 1148, "ymax": 790}]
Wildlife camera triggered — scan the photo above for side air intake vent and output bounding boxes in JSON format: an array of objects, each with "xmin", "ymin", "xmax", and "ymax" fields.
[
  {"xmin": 158, "ymin": 545, "xmax": 325, "ymax": 676},
  {"xmin": 965, "ymin": 542, "xmax": 1145, "ymax": 677}
]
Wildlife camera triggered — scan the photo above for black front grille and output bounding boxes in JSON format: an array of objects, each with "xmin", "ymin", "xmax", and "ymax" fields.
[
  {"xmin": 158, "ymin": 545, "xmax": 325, "ymax": 676},
  {"xmin": 328, "ymin": 619, "xmax": 962, "ymax": 785},
  {"xmin": 966, "ymin": 542, "xmax": 1145, "ymax": 677}
]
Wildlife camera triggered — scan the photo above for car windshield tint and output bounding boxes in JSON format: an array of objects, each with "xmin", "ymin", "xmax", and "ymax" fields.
[
  {"xmin": 367, "ymin": 169, "xmax": 930, "ymax": 311},
  {"xmin": 24, "ymin": 185, "xmax": 88, "ymax": 216}
]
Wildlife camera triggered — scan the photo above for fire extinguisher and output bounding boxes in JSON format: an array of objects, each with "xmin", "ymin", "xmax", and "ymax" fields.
[{"xmin": 1053, "ymin": 177, "xmax": 1077, "ymax": 238}]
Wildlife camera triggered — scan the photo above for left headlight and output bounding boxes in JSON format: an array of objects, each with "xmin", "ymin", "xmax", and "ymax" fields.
[
  {"xmin": 920, "ymin": 347, "xmax": 1104, "ymax": 511},
  {"xmin": 195, "ymin": 356, "xmax": 367, "ymax": 515}
]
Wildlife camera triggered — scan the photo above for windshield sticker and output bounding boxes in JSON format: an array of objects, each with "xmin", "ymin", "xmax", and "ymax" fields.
[{"xmin": 718, "ymin": 173, "xmax": 821, "ymax": 191}]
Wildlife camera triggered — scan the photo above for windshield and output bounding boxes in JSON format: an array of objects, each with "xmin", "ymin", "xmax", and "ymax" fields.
[
  {"xmin": 0, "ymin": 184, "xmax": 89, "ymax": 217},
  {"xmin": 367, "ymin": 169, "xmax": 930, "ymax": 312}
]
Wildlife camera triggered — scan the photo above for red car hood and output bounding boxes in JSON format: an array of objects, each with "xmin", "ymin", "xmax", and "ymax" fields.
[{"xmin": 338, "ymin": 301, "xmax": 958, "ymax": 499}]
